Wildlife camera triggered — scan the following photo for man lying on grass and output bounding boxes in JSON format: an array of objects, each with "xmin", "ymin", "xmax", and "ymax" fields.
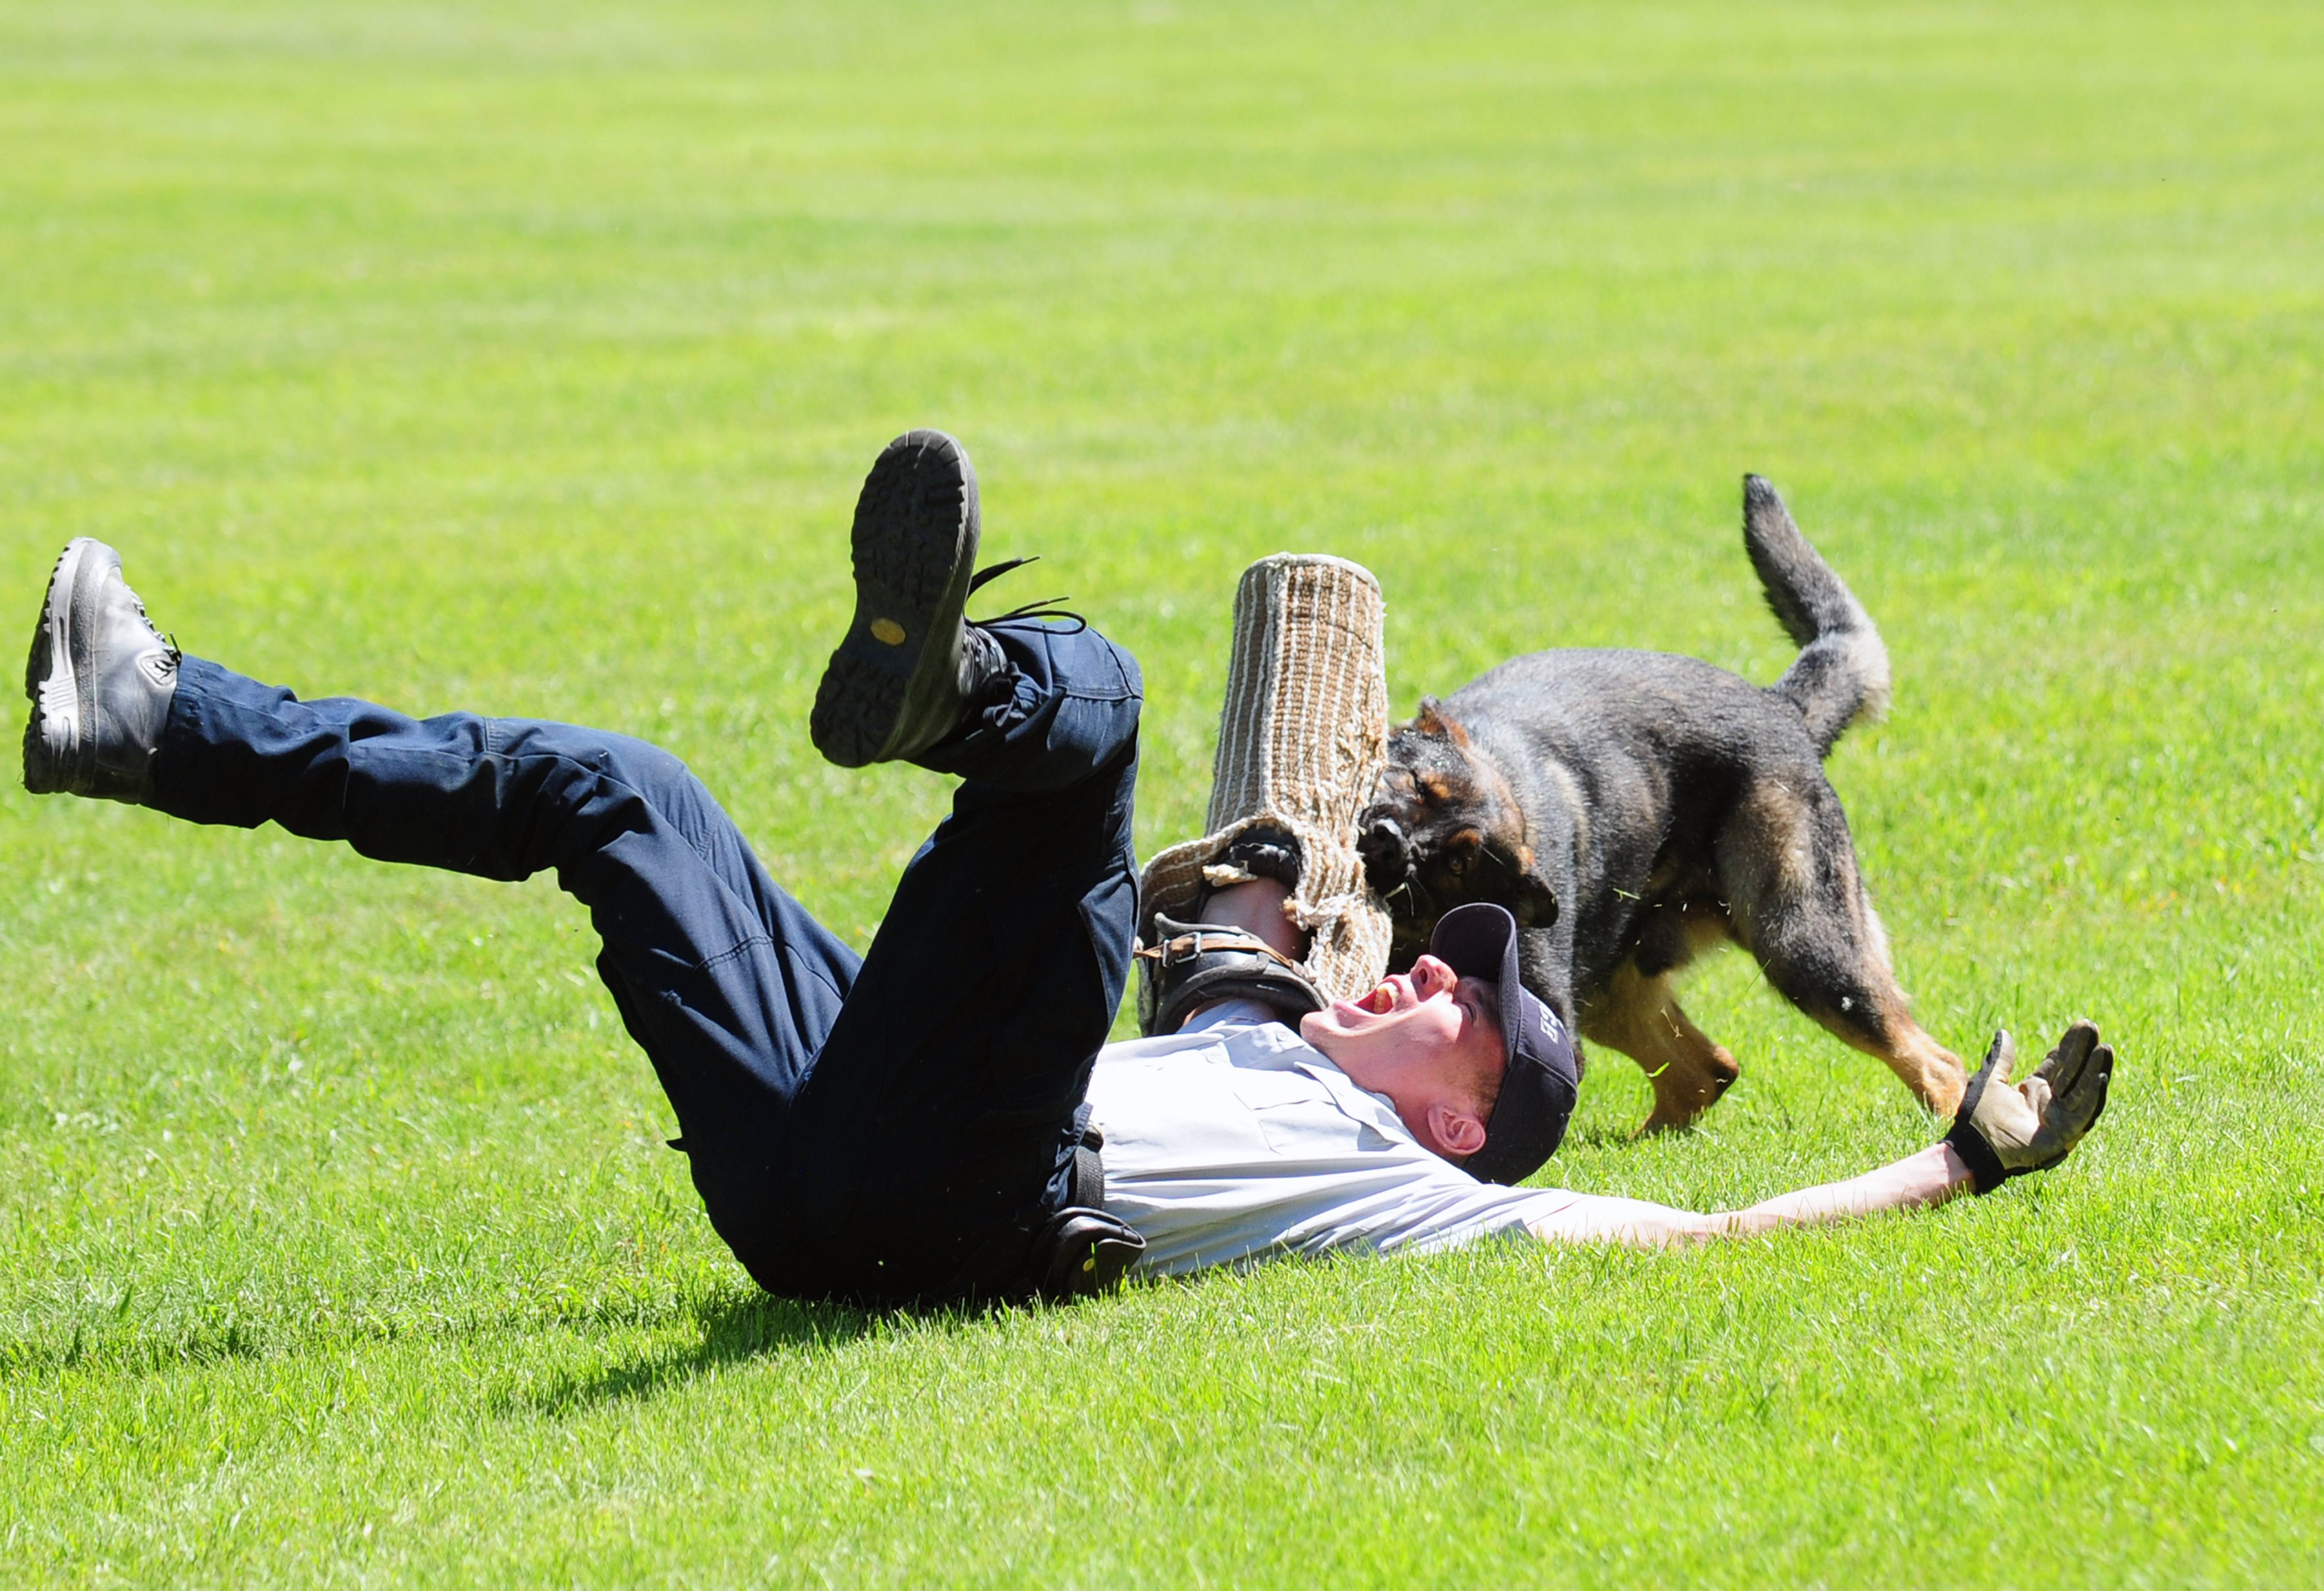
[{"xmin": 22, "ymin": 429, "xmax": 2114, "ymax": 1307}]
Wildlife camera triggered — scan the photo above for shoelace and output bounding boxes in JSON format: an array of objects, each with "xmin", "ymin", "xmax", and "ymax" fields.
[
  {"xmin": 129, "ymin": 599, "xmax": 182, "ymax": 664},
  {"xmin": 967, "ymin": 555, "xmax": 1088, "ymax": 633}
]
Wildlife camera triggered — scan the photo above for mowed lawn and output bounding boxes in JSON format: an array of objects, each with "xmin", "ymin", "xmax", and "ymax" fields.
[{"xmin": 4, "ymin": 0, "xmax": 2322, "ymax": 1583}]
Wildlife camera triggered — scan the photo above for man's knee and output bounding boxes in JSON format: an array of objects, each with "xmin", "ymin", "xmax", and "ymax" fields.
[{"xmin": 485, "ymin": 720, "xmax": 708, "ymax": 821}]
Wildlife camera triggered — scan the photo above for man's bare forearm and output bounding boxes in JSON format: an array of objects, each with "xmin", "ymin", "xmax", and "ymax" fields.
[
  {"xmin": 1199, "ymin": 877, "xmax": 1306, "ymax": 959},
  {"xmin": 1710, "ymin": 1142, "xmax": 1972, "ymax": 1236},
  {"xmin": 1527, "ymin": 1143, "xmax": 1975, "ymax": 1248}
]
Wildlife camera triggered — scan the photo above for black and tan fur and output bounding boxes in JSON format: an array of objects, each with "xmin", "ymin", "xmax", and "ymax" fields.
[{"xmin": 1357, "ymin": 476, "xmax": 1964, "ymax": 1132}]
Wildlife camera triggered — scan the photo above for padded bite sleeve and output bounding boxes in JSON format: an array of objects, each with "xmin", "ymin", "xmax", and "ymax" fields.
[{"xmin": 1137, "ymin": 553, "xmax": 1392, "ymax": 1034}]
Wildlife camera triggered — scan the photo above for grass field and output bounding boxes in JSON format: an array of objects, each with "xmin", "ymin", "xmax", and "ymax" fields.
[{"xmin": 5, "ymin": 0, "xmax": 2323, "ymax": 1583}]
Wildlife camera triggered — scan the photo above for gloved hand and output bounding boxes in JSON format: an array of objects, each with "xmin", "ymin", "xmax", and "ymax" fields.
[{"xmin": 1943, "ymin": 1020, "xmax": 2115, "ymax": 1194}]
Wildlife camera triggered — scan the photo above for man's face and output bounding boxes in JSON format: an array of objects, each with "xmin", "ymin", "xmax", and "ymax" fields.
[{"xmin": 1299, "ymin": 954, "xmax": 1508, "ymax": 1162}]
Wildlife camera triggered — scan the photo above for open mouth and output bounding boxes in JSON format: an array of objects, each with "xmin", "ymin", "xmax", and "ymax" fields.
[{"xmin": 1356, "ymin": 981, "xmax": 1396, "ymax": 1016}]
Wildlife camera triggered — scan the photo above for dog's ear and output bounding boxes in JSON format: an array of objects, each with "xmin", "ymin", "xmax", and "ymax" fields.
[
  {"xmin": 1512, "ymin": 870, "xmax": 1560, "ymax": 930},
  {"xmin": 1411, "ymin": 697, "xmax": 1470, "ymax": 745},
  {"xmin": 1482, "ymin": 838, "xmax": 1560, "ymax": 930}
]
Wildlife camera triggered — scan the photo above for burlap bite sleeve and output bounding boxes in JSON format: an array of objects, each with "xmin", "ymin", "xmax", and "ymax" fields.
[{"xmin": 1137, "ymin": 553, "xmax": 1393, "ymax": 1033}]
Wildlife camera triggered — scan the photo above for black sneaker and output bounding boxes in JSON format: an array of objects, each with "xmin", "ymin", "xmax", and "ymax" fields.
[
  {"xmin": 23, "ymin": 538, "xmax": 180, "ymax": 802},
  {"xmin": 810, "ymin": 429, "xmax": 1008, "ymax": 768}
]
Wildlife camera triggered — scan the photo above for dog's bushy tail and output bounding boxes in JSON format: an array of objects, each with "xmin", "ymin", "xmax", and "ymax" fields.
[{"xmin": 1742, "ymin": 474, "xmax": 1890, "ymax": 756}]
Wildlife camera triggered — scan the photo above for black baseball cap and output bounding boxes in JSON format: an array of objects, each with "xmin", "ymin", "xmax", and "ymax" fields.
[{"xmin": 1427, "ymin": 903, "xmax": 1580, "ymax": 1185}]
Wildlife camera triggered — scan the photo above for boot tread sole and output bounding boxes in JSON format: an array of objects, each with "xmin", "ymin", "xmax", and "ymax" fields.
[{"xmin": 809, "ymin": 431, "xmax": 980, "ymax": 768}]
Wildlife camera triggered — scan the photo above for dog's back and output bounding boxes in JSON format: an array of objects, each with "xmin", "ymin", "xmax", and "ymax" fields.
[
  {"xmin": 1370, "ymin": 475, "xmax": 1893, "ymax": 1007},
  {"xmin": 1358, "ymin": 476, "xmax": 1965, "ymax": 1130},
  {"xmin": 1448, "ymin": 647, "xmax": 1829, "ymax": 1006}
]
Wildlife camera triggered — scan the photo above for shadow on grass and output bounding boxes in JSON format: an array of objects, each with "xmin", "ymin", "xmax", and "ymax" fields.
[
  {"xmin": 510, "ymin": 1287, "xmax": 1000, "ymax": 1420},
  {"xmin": 0, "ymin": 1309, "xmax": 278, "ymax": 1381},
  {"xmin": 1561, "ymin": 1120, "xmax": 1693, "ymax": 1152}
]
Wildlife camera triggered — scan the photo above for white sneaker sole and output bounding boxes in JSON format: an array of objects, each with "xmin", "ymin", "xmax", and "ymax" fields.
[{"xmin": 22, "ymin": 537, "xmax": 101, "ymax": 792}]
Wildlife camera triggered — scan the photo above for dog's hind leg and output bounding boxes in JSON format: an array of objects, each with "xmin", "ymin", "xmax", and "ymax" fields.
[
  {"xmin": 1580, "ymin": 964, "xmax": 1742, "ymax": 1133},
  {"xmin": 1715, "ymin": 775, "xmax": 1966, "ymax": 1116}
]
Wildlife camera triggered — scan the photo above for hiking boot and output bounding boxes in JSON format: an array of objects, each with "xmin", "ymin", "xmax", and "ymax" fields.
[
  {"xmin": 22, "ymin": 538, "xmax": 180, "ymax": 802},
  {"xmin": 810, "ymin": 429, "xmax": 1010, "ymax": 768}
]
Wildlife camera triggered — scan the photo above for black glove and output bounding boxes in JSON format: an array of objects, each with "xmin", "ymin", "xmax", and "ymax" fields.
[
  {"xmin": 1215, "ymin": 823, "xmax": 1305, "ymax": 892},
  {"xmin": 1944, "ymin": 1020, "xmax": 2115, "ymax": 1194}
]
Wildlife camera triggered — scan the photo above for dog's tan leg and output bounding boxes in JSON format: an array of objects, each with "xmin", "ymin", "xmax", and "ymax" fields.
[
  {"xmin": 1715, "ymin": 774, "xmax": 1968, "ymax": 1117},
  {"xmin": 1807, "ymin": 990, "xmax": 1967, "ymax": 1118},
  {"xmin": 1580, "ymin": 964, "xmax": 1742, "ymax": 1133}
]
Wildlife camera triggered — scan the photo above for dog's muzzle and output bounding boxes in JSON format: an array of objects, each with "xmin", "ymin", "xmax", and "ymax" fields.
[
  {"xmin": 1359, "ymin": 813, "xmax": 1435, "ymax": 921},
  {"xmin": 1359, "ymin": 813, "xmax": 1551, "ymax": 928}
]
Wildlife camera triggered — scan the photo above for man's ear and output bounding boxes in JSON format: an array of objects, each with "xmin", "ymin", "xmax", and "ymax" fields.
[{"xmin": 1424, "ymin": 1101, "xmax": 1490, "ymax": 1161}]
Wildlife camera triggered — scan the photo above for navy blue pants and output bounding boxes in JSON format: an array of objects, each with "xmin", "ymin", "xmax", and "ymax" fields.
[{"xmin": 153, "ymin": 620, "xmax": 1142, "ymax": 1307}]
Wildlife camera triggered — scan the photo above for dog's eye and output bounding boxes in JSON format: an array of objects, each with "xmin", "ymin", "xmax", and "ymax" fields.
[{"xmin": 1446, "ymin": 852, "xmax": 1473, "ymax": 878}]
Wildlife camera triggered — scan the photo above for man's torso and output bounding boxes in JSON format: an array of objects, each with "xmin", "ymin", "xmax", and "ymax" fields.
[{"xmin": 1086, "ymin": 1003, "xmax": 1581, "ymax": 1277}]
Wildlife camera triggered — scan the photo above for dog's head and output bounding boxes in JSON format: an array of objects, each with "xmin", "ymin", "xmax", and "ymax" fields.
[{"xmin": 1359, "ymin": 698, "xmax": 1559, "ymax": 963}]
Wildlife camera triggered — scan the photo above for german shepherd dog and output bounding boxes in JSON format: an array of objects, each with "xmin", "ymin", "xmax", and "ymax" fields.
[{"xmin": 1356, "ymin": 477, "xmax": 1966, "ymax": 1132}]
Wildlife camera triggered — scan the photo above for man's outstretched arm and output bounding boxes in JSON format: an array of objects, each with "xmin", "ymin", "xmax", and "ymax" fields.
[
  {"xmin": 1529, "ymin": 1022, "xmax": 2116, "ymax": 1248},
  {"xmin": 1528, "ymin": 1143, "xmax": 1972, "ymax": 1246}
]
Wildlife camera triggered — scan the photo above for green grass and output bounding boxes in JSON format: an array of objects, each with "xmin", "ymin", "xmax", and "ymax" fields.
[{"xmin": 5, "ymin": 0, "xmax": 2323, "ymax": 1582}]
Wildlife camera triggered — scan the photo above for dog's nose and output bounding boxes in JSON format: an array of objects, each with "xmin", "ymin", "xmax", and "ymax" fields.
[{"xmin": 1357, "ymin": 813, "xmax": 1413, "ymax": 890}]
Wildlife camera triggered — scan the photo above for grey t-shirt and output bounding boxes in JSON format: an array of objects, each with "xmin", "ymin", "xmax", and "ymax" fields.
[{"xmin": 1086, "ymin": 1002, "xmax": 1588, "ymax": 1278}]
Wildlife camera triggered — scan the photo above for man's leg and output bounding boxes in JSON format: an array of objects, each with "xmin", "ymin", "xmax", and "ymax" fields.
[
  {"xmin": 149, "ymin": 655, "xmax": 861, "ymax": 1285},
  {"xmin": 778, "ymin": 615, "xmax": 1143, "ymax": 1304},
  {"xmin": 723, "ymin": 428, "xmax": 1151, "ymax": 1305},
  {"xmin": 152, "ymin": 610, "xmax": 1144, "ymax": 1308},
  {"xmin": 30, "ymin": 431, "xmax": 1144, "ymax": 1308}
]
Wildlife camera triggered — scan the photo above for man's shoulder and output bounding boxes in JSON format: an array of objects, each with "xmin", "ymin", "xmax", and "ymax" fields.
[
  {"xmin": 1097, "ymin": 1003, "xmax": 1326, "ymax": 1069},
  {"xmin": 1094, "ymin": 1010, "xmax": 1411, "ymax": 1153}
]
